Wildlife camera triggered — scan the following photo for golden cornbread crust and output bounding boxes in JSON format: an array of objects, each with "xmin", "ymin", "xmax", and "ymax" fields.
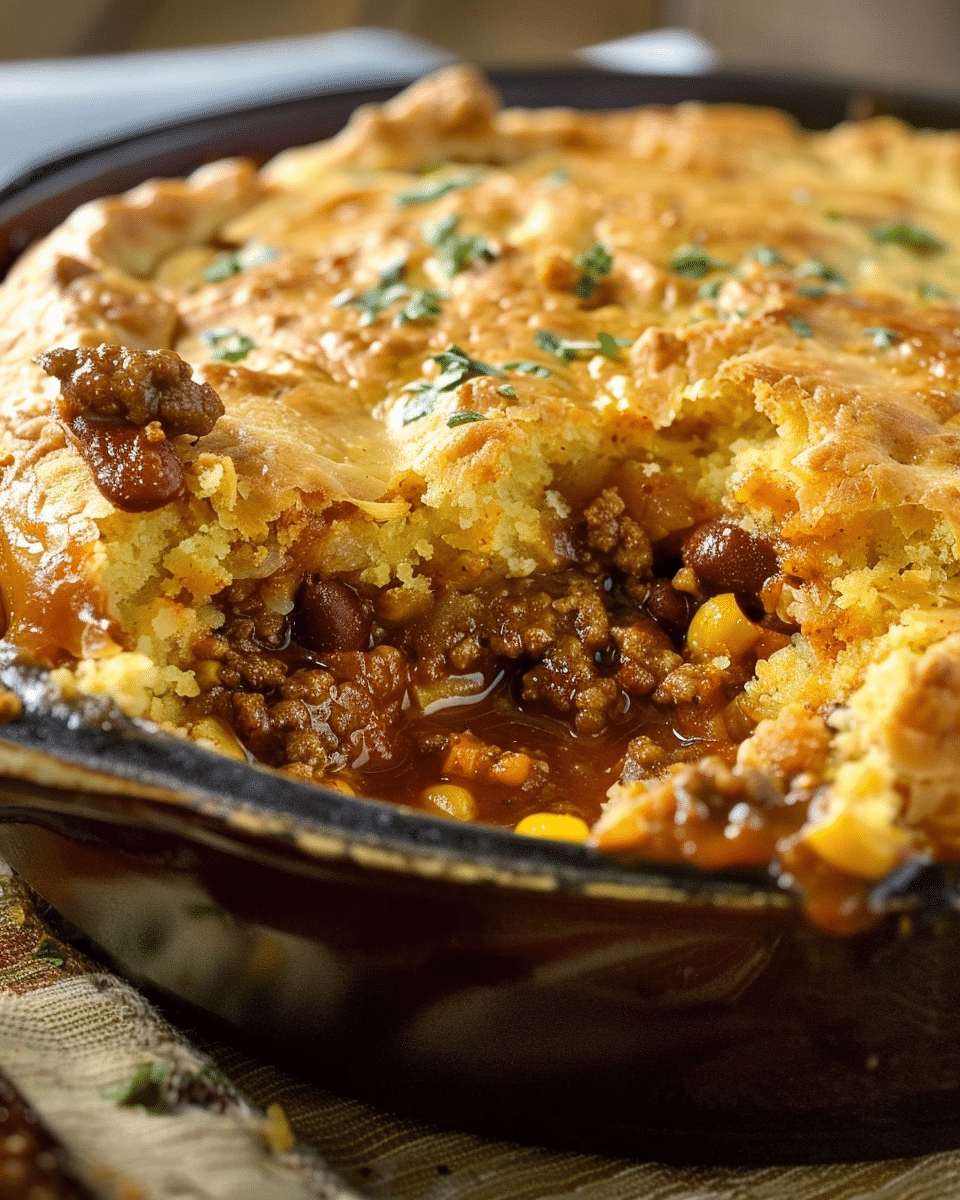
[{"xmin": 6, "ymin": 66, "xmax": 960, "ymax": 925}]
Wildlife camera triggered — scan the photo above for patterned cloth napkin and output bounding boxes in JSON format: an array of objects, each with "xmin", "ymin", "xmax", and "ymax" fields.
[{"xmin": 0, "ymin": 861, "xmax": 958, "ymax": 1200}]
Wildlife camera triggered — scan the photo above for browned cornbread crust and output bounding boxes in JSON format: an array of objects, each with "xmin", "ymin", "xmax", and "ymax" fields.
[{"xmin": 5, "ymin": 67, "xmax": 960, "ymax": 925}]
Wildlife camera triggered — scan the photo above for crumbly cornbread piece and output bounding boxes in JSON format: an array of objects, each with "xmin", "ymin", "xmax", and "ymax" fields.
[{"xmin": 6, "ymin": 67, "xmax": 960, "ymax": 926}]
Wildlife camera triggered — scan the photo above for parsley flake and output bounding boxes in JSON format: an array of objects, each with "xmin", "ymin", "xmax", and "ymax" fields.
[
  {"xmin": 574, "ymin": 243, "xmax": 613, "ymax": 299},
  {"xmin": 397, "ymin": 290, "xmax": 447, "ymax": 323},
  {"xmin": 432, "ymin": 345, "xmax": 504, "ymax": 388},
  {"xmin": 668, "ymin": 246, "xmax": 728, "ymax": 279},
  {"xmin": 448, "ymin": 411, "xmax": 488, "ymax": 426},
  {"xmin": 918, "ymin": 282, "xmax": 949, "ymax": 301},
  {"xmin": 697, "ymin": 279, "xmax": 724, "ymax": 300},
  {"xmin": 202, "ymin": 329, "xmax": 255, "ymax": 362},
  {"xmin": 787, "ymin": 316, "xmax": 813, "ymax": 338},
  {"xmin": 424, "ymin": 214, "xmax": 495, "ymax": 276},
  {"xmin": 401, "ymin": 384, "xmax": 437, "ymax": 426},
  {"xmin": 535, "ymin": 329, "xmax": 630, "ymax": 362},
  {"xmin": 115, "ymin": 1063, "xmax": 171, "ymax": 1115},
  {"xmin": 333, "ymin": 259, "xmax": 408, "ymax": 324},
  {"xmin": 795, "ymin": 259, "xmax": 846, "ymax": 285},
  {"xmin": 503, "ymin": 360, "xmax": 552, "ymax": 378},
  {"xmin": 750, "ymin": 246, "xmax": 787, "ymax": 266},
  {"xmin": 203, "ymin": 241, "xmax": 278, "ymax": 283},
  {"xmin": 863, "ymin": 326, "xmax": 901, "ymax": 348},
  {"xmin": 334, "ymin": 260, "xmax": 446, "ymax": 326},
  {"xmin": 496, "ymin": 384, "xmax": 516, "ymax": 397},
  {"xmin": 796, "ymin": 284, "xmax": 826, "ymax": 298},
  {"xmin": 33, "ymin": 937, "xmax": 65, "ymax": 968},
  {"xmin": 401, "ymin": 345, "xmax": 504, "ymax": 425},
  {"xmin": 395, "ymin": 174, "xmax": 480, "ymax": 206},
  {"xmin": 869, "ymin": 222, "xmax": 946, "ymax": 256}
]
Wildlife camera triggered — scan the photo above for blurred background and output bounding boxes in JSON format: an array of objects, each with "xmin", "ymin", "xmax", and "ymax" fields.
[
  {"xmin": 1, "ymin": 0, "xmax": 959, "ymax": 191},
  {"xmin": 7, "ymin": 0, "xmax": 960, "ymax": 96}
]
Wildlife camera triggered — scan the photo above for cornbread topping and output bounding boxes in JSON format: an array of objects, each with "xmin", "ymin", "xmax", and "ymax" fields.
[{"xmin": 5, "ymin": 67, "xmax": 960, "ymax": 929}]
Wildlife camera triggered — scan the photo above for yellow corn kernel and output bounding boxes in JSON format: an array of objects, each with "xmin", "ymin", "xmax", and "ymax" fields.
[
  {"xmin": 686, "ymin": 592, "xmax": 760, "ymax": 661},
  {"xmin": 325, "ymin": 779, "xmax": 355, "ymax": 795},
  {"xmin": 514, "ymin": 813, "xmax": 591, "ymax": 843},
  {"xmin": 421, "ymin": 783, "xmax": 477, "ymax": 821},
  {"xmin": 193, "ymin": 659, "xmax": 223, "ymax": 689},
  {"xmin": 190, "ymin": 717, "xmax": 247, "ymax": 761},
  {"xmin": 804, "ymin": 807, "xmax": 909, "ymax": 880}
]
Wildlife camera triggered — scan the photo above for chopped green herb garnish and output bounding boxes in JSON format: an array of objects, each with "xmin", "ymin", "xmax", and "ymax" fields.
[
  {"xmin": 863, "ymin": 326, "xmax": 901, "ymax": 348},
  {"xmin": 401, "ymin": 345, "xmax": 504, "ymax": 426},
  {"xmin": 424, "ymin": 214, "xmax": 495, "ymax": 276},
  {"xmin": 396, "ymin": 289, "xmax": 447, "ymax": 323},
  {"xmin": 787, "ymin": 316, "xmax": 813, "ymax": 338},
  {"xmin": 574, "ymin": 243, "xmax": 613, "ymax": 299},
  {"xmin": 596, "ymin": 331, "xmax": 624, "ymax": 359},
  {"xmin": 918, "ymin": 281, "xmax": 949, "ymax": 301},
  {"xmin": 333, "ymin": 258, "xmax": 409, "ymax": 324},
  {"xmin": 33, "ymin": 937, "xmax": 65, "ymax": 968},
  {"xmin": 495, "ymin": 384, "xmax": 516, "ymax": 397},
  {"xmin": 203, "ymin": 241, "xmax": 278, "ymax": 283},
  {"xmin": 535, "ymin": 330, "xmax": 576, "ymax": 361},
  {"xmin": 535, "ymin": 329, "xmax": 630, "ymax": 362},
  {"xmin": 750, "ymin": 246, "xmax": 787, "ymax": 266},
  {"xmin": 432, "ymin": 345, "xmax": 504, "ymax": 388},
  {"xmin": 503, "ymin": 360, "xmax": 552, "ymax": 378},
  {"xmin": 448, "ymin": 410, "xmax": 488, "ymax": 426},
  {"xmin": 668, "ymin": 246, "xmax": 728, "ymax": 279},
  {"xmin": 395, "ymin": 174, "xmax": 479, "ymax": 206},
  {"xmin": 335, "ymin": 259, "xmax": 446, "ymax": 325},
  {"xmin": 401, "ymin": 384, "xmax": 436, "ymax": 426},
  {"xmin": 547, "ymin": 167, "xmax": 571, "ymax": 187},
  {"xmin": 795, "ymin": 259, "xmax": 846, "ymax": 285},
  {"xmin": 796, "ymin": 284, "xmax": 826, "ymax": 298},
  {"xmin": 115, "ymin": 1063, "xmax": 171, "ymax": 1116},
  {"xmin": 869, "ymin": 222, "xmax": 946, "ymax": 255},
  {"xmin": 697, "ymin": 279, "xmax": 725, "ymax": 300},
  {"xmin": 202, "ymin": 329, "xmax": 255, "ymax": 362}
]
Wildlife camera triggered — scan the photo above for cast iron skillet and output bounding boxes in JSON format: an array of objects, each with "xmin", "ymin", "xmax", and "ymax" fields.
[{"xmin": 1, "ymin": 69, "xmax": 960, "ymax": 1167}]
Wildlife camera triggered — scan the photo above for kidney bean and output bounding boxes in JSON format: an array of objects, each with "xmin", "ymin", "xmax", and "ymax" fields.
[
  {"xmin": 645, "ymin": 578, "xmax": 697, "ymax": 641},
  {"xmin": 293, "ymin": 578, "xmax": 372, "ymax": 654},
  {"xmin": 66, "ymin": 414, "xmax": 185, "ymax": 512},
  {"xmin": 681, "ymin": 519, "xmax": 779, "ymax": 595}
]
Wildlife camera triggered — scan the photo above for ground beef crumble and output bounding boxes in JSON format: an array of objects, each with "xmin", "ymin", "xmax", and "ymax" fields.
[
  {"xmin": 39, "ymin": 344, "xmax": 223, "ymax": 435},
  {"xmin": 38, "ymin": 344, "xmax": 224, "ymax": 513}
]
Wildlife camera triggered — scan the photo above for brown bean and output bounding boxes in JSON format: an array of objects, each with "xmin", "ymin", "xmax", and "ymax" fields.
[
  {"xmin": 645, "ymin": 578, "xmax": 696, "ymax": 641},
  {"xmin": 681, "ymin": 519, "xmax": 779, "ymax": 595},
  {"xmin": 67, "ymin": 415, "xmax": 185, "ymax": 512},
  {"xmin": 293, "ymin": 578, "xmax": 372, "ymax": 654}
]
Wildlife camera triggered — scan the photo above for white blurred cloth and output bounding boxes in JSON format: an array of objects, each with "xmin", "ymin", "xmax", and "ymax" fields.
[
  {"xmin": 0, "ymin": 27, "xmax": 454, "ymax": 186},
  {"xmin": 0, "ymin": 25, "xmax": 719, "ymax": 188}
]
